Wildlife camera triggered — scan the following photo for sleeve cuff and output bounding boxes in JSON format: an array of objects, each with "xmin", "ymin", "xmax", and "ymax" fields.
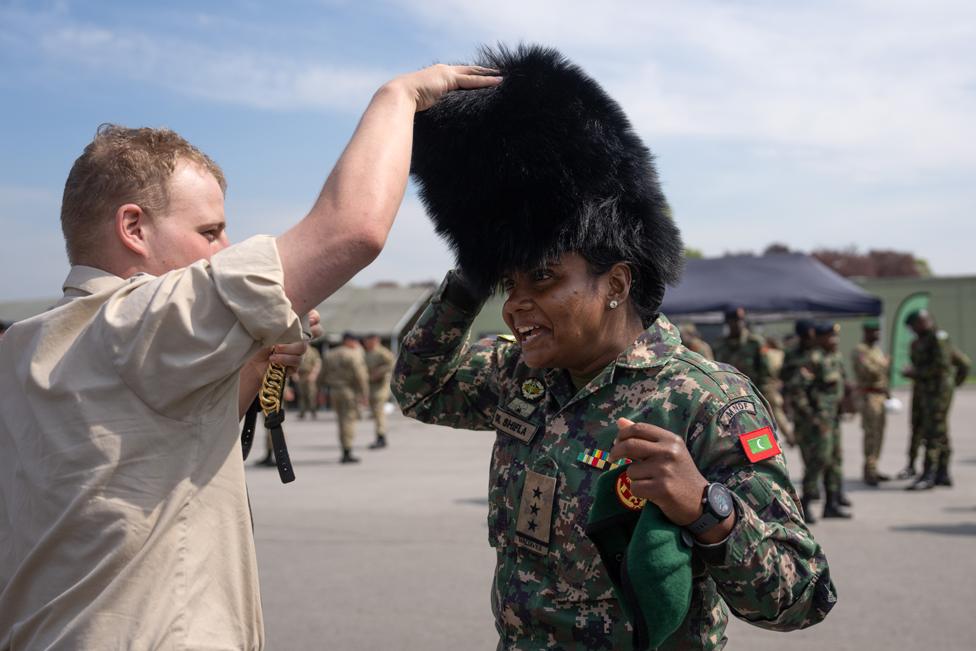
[{"xmin": 209, "ymin": 235, "xmax": 302, "ymax": 346}]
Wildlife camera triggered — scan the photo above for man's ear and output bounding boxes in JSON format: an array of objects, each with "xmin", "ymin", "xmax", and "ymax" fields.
[
  {"xmin": 115, "ymin": 203, "xmax": 150, "ymax": 258},
  {"xmin": 607, "ymin": 262, "xmax": 632, "ymax": 303}
]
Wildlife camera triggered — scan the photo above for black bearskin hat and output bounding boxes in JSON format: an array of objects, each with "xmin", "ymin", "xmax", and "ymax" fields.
[{"xmin": 411, "ymin": 44, "xmax": 684, "ymax": 323}]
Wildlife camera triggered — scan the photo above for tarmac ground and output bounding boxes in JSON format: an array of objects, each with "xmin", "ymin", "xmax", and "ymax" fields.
[{"xmin": 247, "ymin": 387, "xmax": 976, "ymax": 650}]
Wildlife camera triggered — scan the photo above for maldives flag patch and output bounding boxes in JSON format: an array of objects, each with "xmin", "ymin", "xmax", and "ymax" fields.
[{"xmin": 738, "ymin": 426, "xmax": 781, "ymax": 462}]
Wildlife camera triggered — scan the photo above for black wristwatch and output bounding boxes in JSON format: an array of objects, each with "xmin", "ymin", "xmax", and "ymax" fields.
[{"xmin": 685, "ymin": 483, "xmax": 734, "ymax": 537}]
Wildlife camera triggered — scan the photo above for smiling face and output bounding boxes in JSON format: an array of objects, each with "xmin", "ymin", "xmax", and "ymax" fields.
[{"xmin": 501, "ymin": 253, "xmax": 642, "ymax": 376}]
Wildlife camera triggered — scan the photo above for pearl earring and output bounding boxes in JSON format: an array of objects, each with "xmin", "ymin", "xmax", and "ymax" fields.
[{"xmin": 609, "ymin": 300, "xmax": 618, "ymax": 309}]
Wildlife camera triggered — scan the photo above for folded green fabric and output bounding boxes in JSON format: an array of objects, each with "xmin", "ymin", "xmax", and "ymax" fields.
[{"xmin": 585, "ymin": 465, "xmax": 692, "ymax": 650}]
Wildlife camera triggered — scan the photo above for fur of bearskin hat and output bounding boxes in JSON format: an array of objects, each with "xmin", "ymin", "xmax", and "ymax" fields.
[{"xmin": 411, "ymin": 44, "xmax": 684, "ymax": 322}]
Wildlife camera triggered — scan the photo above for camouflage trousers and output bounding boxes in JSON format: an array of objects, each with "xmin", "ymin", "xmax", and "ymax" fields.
[
  {"xmin": 910, "ymin": 389, "xmax": 953, "ymax": 473},
  {"xmin": 860, "ymin": 392, "xmax": 886, "ymax": 477},
  {"xmin": 795, "ymin": 415, "xmax": 841, "ymax": 496},
  {"xmin": 332, "ymin": 389, "xmax": 361, "ymax": 450},
  {"xmin": 368, "ymin": 383, "xmax": 390, "ymax": 436},
  {"xmin": 297, "ymin": 376, "xmax": 318, "ymax": 417}
]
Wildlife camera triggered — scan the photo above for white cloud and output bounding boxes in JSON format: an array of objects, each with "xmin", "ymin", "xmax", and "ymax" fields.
[
  {"xmin": 0, "ymin": 6, "xmax": 388, "ymax": 113},
  {"xmin": 398, "ymin": 0, "xmax": 976, "ymax": 178}
]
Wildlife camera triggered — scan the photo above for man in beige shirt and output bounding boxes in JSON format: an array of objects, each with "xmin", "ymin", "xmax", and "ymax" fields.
[{"xmin": 0, "ymin": 66, "xmax": 500, "ymax": 650}]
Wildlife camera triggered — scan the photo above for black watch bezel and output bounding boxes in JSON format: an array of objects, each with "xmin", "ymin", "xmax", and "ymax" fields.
[{"xmin": 686, "ymin": 483, "xmax": 734, "ymax": 536}]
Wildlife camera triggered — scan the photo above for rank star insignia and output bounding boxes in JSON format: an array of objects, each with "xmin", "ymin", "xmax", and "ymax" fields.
[
  {"xmin": 521, "ymin": 378, "xmax": 545, "ymax": 401},
  {"xmin": 615, "ymin": 472, "xmax": 646, "ymax": 511}
]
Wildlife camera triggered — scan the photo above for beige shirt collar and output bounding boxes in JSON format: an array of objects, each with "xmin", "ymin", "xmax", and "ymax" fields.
[{"xmin": 61, "ymin": 265, "xmax": 135, "ymax": 300}]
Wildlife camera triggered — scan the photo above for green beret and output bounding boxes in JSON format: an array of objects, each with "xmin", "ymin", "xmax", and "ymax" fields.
[
  {"xmin": 585, "ymin": 465, "xmax": 692, "ymax": 650},
  {"xmin": 904, "ymin": 309, "xmax": 928, "ymax": 326},
  {"xmin": 862, "ymin": 318, "xmax": 880, "ymax": 330}
]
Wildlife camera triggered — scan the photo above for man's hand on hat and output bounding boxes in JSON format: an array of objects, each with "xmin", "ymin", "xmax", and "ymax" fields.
[
  {"xmin": 609, "ymin": 418, "xmax": 712, "ymax": 528},
  {"xmin": 389, "ymin": 64, "xmax": 502, "ymax": 112}
]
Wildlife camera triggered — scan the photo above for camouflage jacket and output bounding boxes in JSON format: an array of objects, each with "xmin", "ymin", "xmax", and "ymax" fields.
[
  {"xmin": 393, "ymin": 279, "xmax": 835, "ymax": 650},
  {"xmin": 712, "ymin": 330, "xmax": 770, "ymax": 388},
  {"xmin": 783, "ymin": 345, "xmax": 820, "ymax": 420},
  {"xmin": 851, "ymin": 342, "xmax": 888, "ymax": 392},
  {"xmin": 910, "ymin": 330, "xmax": 970, "ymax": 396},
  {"xmin": 816, "ymin": 352, "xmax": 847, "ymax": 418}
]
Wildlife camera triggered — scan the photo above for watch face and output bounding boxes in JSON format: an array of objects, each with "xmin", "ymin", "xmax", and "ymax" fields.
[{"xmin": 708, "ymin": 484, "xmax": 734, "ymax": 518}]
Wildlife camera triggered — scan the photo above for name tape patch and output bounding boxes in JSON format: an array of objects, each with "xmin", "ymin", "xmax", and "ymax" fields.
[{"xmin": 491, "ymin": 409, "xmax": 538, "ymax": 445}]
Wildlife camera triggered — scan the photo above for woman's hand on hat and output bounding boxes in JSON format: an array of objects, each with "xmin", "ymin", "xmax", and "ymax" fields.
[
  {"xmin": 609, "ymin": 418, "xmax": 709, "ymax": 527},
  {"xmin": 390, "ymin": 64, "xmax": 502, "ymax": 112}
]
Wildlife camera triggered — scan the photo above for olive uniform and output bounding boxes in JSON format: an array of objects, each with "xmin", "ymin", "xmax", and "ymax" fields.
[
  {"xmin": 296, "ymin": 345, "xmax": 322, "ymax": 419},
  {"xmin": 907, "ymin": 329, "xmax": 971, "ymax": 484},
  {"xmin": 678, "ymin": 323, "xmax": 714, "ymax": 361},
  {"xmin": 365, "ymin": 342, "xmax": 396, "ymax": 445},
  {"xmin": 851, "ymin": 341, "xmax": 889, "ymax": 483},
  {"xmin": 323, "ymin": 344, "xmax": 369, "ymax": 458},
  {"xmin": 392, "ymin": 280, "xmax": 836, "ymax": 650}
]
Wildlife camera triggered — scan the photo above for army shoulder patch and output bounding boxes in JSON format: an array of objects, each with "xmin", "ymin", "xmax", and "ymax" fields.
[
  {"xmin": 738, "ymin": 426, "xmax": 781, "ymax": 462},
  {"xmin": 718, "ymin": 399, "xmax": 757, "ymax": 427}
]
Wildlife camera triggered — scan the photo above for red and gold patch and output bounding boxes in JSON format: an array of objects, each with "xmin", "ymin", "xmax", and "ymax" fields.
[
  {"xmin": 615, "ymin": 472, "xmax": 646, "ymax": 511},
  {"xmin": 738, "ymin": 426, "xmax": 782, "ymax": 463}
]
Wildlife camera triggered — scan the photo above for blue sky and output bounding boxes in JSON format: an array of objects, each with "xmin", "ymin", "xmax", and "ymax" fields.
[{"xmin": 2, "ymin": 0, "xmax": 975, "ymax": 300}]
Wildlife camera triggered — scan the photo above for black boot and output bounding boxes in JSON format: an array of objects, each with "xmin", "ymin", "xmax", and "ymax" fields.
[
  {"xmin": 800, "ymin": 495, "xmax": 817, "ymax": 524},
  {"xmin": 934, "ymin": 468, "xmax": 953, "ymax": 487},
  {"xmin": 340, "ymin": 448, "xmax": 361, "ymax": 464},
  {"xmin": 368, "ymin": 435, "xmax": 387, "ymax": 450},
  {"xmin": 906, "ymin": 473, "xmax": 936, "ymax": 490},
  {"xmin": 837, "ymin": 491, "xmax": 852, "ymax": 507},
  {"xmin": 822, "ymin": 492, "xmax": 852, "ymax": 519}
]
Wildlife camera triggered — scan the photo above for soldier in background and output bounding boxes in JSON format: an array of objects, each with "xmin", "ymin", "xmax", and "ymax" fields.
[
  {"xmin": 814, "ymin": 321, "xmax": 852, "ymax": 517},
  {"xmin": 295, "ymin": 343, "xmax": 322, "ymax": 419},
  {"xmin": 851, "ymin": 319, "xmax": 890, "ymax": 486},
  {"xmin": 363, "ymin": 334, "xmax": 395, "ymax": 449},
  {"xmin": 678, "ymin": 322, "xmax": 713, "ymax": 360},
  {"xmin": 785, "ymin": 320, "xmax": 824, "ymax": 522},
  {"xmin": 323, "ymin": 333, "xmax": 369, "ymax": 464},
  {"xmin": 763, "ymin": 335, "xmax": 795, "ymax": 447},
  {"xmin": 713, "ymin": 308, "xmax": 771, "ymax": 390},
  {"xmin": 901, "ymin": 310, "xmax": 971, "ymax": 489}
]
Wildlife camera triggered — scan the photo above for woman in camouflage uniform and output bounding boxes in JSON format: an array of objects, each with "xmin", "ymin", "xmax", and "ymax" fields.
[{"xmin": 395, "ymin": 45, "xmax": 835, "ymax": 649}]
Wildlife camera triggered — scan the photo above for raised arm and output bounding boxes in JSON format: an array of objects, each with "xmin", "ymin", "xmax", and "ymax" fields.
[{"xmin": 276, "ymin": 66, "xmax": 501, "ymax": 316}]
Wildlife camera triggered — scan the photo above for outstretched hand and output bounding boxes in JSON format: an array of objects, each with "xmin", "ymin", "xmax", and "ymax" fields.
[{"xmin": 391, "ymin": 64, "xmax": 502, "ymax": 112}]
